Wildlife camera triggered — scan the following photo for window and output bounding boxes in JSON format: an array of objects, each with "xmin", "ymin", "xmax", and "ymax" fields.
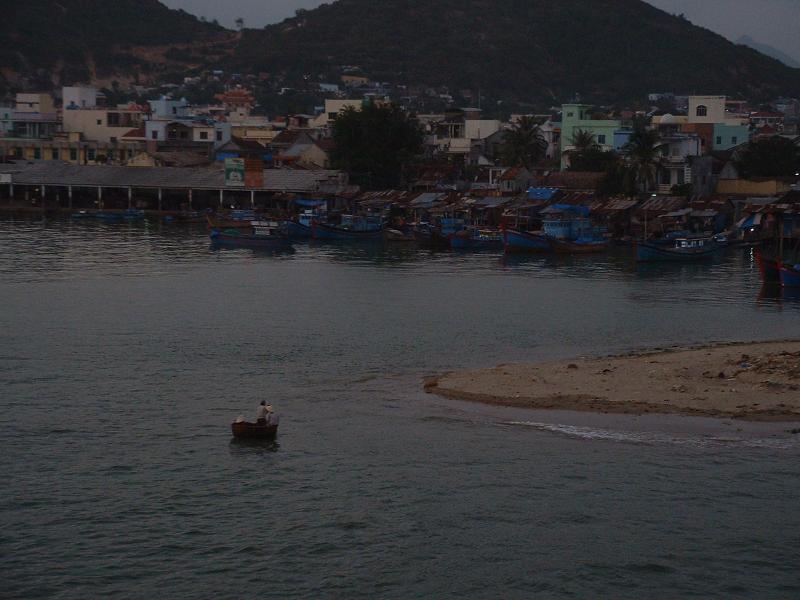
[
  {"xmin": 151, "ymin": 130, "xmax": 158, "ymax": 140},
  {"xmin": 199, "ymin": 131, "xmax": 208, "ymax": 140},
  {"xmin": 70, "ymin": 148, "xmax": 78, "ymax": 161},
  {"xmin": 696, "ymin": 105, "xmax": 708, "ymax": 117},
  {"xmin": 732, "ymin": 136, "xmax": 738, "ymax": 144},
  {"xmin": 567, "ymin": 112, "xmax": 574, "ymax": 118},
  {"xmin": 716, "ymin": 136, "xmax": 722, "ymax": 145},
  {"xmin": 216, "ymin": 130, "xmax": 222, "ymax": 141},
  {"xmin": 597, "ymin": 134, "xmax": 606, "ymax": 145},
  {"xmin": 179, "ymin": 131, "xmax": 188, "ymax": 140},
  {"xmin": 96, "ymin": 119, "xmax": 103, "ymax": 126},
  {"xmin": 107, "ymin": 112, "xmax": 120, "ymax": 126},
  {"xmin": 33, "ymin": 148, "xmax": 41, "ymax": 159},
  {"xmin": 87, "ymin": 149, "xmax": 96, "ymax": 161},
  {"xmin": 51, "ymin": 148, "xmax": 59, "ymax": 160}
]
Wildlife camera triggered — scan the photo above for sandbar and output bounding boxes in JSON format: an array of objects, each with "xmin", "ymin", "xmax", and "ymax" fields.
[{"xmin": 425, "ymin": 341, "xmax": 800, "ymax": 421}]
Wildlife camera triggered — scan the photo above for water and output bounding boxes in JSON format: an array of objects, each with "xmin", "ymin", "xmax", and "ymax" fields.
[{"xmin": 2, "ymin": 217, "xmax": 800, "ymax": 598}]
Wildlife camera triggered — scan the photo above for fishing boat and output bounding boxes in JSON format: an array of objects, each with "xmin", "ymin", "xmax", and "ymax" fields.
[
  {"xmin": 636, "ymin": 235, "xmax": 717, "ymax": 262},
  {"xmin": 413, "ymin": 223, "xmax": 450, "ymax": 248},
  {"xmin": 122, "ymin": 209, "xmax": 146, "ymax": 220},
  {"xmin": 207, "ymin": 210, "xmax": 259, "ymax": 230},
  {"xmin": 210, "ymin": 220, "xmax": 291, "ymax": 249},
  {"xmin": 384, "ymin": 228, "xmax": 416, "ymax": 242},
  {"xmin": 71, "ymin": 210, "xmax": 97, "ymax": 219},
  {"xmin": 312, "ymin": 215, "xmax": 385, "ymax": 241},
  {"xmin": 549, "ymin": 237, "xmax": 610, "ymax": 254},
  {"xmin": 502, "ymin": 229, "xmax": 550, "ymax": 253},
  {"xmin": 94, "ymin": 212, "xmax": 124, "ymax": 222},
  {"xmin": 231, "ymin": 420, "xmax": 278, "ymax": 440},
  {"xmin": 450, "ymin": 228, "xmax": 503, "ymax": 250},
  {"xmin": 755, "ymin": 249, "xmax": 781, "ymax": 283},
  {"xmin": 284, "ymin": 209, "xmax": 320, "ymax": 238},
  {"xmin": 779, "ymin": 262, "xmax": 800, "ymax": 288}
]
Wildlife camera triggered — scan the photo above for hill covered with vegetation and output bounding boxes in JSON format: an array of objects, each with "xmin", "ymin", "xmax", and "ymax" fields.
[
  {"xmin": 0, "ymin": 0, "xmax": 227, "ymax": 89},
  {"xmin": 233, "ymin": 0, "xmax": 800, "ymax": 104}
]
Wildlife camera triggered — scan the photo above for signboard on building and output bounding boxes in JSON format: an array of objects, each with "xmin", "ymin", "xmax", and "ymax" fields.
[
  {"xmin": 0, "ymin": 174, "xmax": 11, "ymax": 184},
  {"xmin": 224, "ymin": 158, "xmax": 245, "ymax": 187},
  {"xmin": 244, "ymin": 159, "xmax": 264, "ymax": 188}
]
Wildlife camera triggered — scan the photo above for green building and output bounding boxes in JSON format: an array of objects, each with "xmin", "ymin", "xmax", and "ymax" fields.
[{"xmin": 560, "ymin": 104, "xmax": 622, "ymax": 170}]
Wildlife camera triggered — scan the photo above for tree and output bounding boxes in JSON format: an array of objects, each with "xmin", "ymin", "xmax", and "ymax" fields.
[
  {"xmin": 330, "ymin": 103, "xmax": 423, "ymax": 189},
  {"xmin": 568, "ymin": 147, "xmax": 619, "ymax": 172},
  {"xmin": 500, "ymin": 116, "xmax": 548, "ymax": 169},
  {"xmin": 735, "ymin": 136, "xmax": 800, "ymax": 178},
  {"xmin": 570, "ymin": 129, "xmax": 597, "ymax": 154},
  {"xmin": 623, "ymin": 123, "xmax": 662, "ymax": 192}
]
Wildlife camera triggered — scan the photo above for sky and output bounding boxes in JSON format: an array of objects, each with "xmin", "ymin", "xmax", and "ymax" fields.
[{"xmin": 161, "ymin": 0, "xmax": 800, "ymax": 63}]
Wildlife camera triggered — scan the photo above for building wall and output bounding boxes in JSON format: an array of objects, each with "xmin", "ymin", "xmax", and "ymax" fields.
[
  {"xmin": 716, "ymin": 179, "xmax": 792, "ymax": 196},
  {"xmin": 63, "ymin": 109, "xmax": 144, "ymax": 143},
  {"xmin": 713, "ymin": 124, "xmax": 749, "ymax": 151},
  {"xmin": 464, "ymin": 120, "xmax": 501, "ymax": 140},
  {"xmin": 15, "ymin": 93, "xmax": 56, "ymax": 114},
  {"xmin": 63, "ymin": 86, "xmax": 97, "ymax": 109},
  {"xmin": 560, "ymin": 104, "xmax": 621, "ymax": 169},
  {"xmin": 688, "ymin": 96, "xmax": 727, "ymax": 124}
]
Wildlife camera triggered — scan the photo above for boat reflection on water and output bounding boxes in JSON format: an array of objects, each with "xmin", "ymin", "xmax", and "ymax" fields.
[
  {"xmin": 229, "ymin": 438, "xmax": 281, "ymax": 454},
  {"xmin": 757, "ymin": 283, "xmax": 800, "ymax": 307}
]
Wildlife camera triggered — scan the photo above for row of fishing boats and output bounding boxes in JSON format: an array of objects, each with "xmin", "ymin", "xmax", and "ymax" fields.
[{"xmin": 207, "ymin": 207, "xmax": 730, "ymax": 263}]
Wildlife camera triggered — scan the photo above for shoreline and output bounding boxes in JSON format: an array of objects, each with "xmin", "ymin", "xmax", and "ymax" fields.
[{"xmin": 425, "ymin": 340, "xmax": 800, "ymax": 422}]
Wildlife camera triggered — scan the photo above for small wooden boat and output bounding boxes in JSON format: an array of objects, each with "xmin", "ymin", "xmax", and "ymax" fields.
[
  {"xmin": 779, "ymin": 262, "xmax": 800, "ymax": 288},
  {"xmin": 502, "ymin": 229, "xmax": 550, "ymax": 253},
  {"xmin": 636, "ymin": 236, "xmax": 717, "ymax": 262},
  {"xmin": 210, "ymin": 220, "xmax": 291, "ymax": 249},
  {"xmin": 231, "ymin": 420, "xmax": 278, "ymax": 440},
  {"xmin": 549, "ymin": 237, "xmax": 610, "ymax": 254},
  {"xmin": 312, "ymin": 215, "xmax": 385, "ymax": 241},
  {"xmin": 384, "ymin": 228, "xmax": 415, "ymax": 242},
  {"xmin": 450, "ymin": 228, "xmax": 503, "ymax": 250}
]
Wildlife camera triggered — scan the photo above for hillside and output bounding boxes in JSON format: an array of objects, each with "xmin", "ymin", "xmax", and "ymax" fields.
[
  {"xmin": 0, "ymin": 0, "xmax": 229, "ymax": 89},
  {"xmin": 736, "ymin": 36, "xmax": 800, "ymax": 69},
  {"xmin": 233, "ymin": 0, "xmax": 800, "ymax": 103}
]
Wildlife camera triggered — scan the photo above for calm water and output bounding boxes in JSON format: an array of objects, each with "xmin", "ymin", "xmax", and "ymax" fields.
[{"xmin": 2, "ymin": 217, "xmax": 800, "ymax": 599}]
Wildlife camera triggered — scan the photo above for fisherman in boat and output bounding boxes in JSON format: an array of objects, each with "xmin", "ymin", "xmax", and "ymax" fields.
[{"xmin": 256, "ymin": 401, "xmax": 269, "ymax": 425}]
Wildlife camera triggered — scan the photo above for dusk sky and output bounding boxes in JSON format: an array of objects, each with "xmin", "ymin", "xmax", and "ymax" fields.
[{"xmin": 161, "ymin": 0, "xmax": 800, "ymax": 63}]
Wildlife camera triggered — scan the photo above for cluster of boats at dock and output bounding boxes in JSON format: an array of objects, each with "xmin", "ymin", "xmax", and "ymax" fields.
[{"xmin": 204, "ymin": 205, "xmax": 742, "ymax": 265}]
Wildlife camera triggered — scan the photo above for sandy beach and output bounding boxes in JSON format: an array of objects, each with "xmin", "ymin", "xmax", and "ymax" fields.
[{"xmin": 425, "ymin": 341, "xmax": 800, "ymax": 421}]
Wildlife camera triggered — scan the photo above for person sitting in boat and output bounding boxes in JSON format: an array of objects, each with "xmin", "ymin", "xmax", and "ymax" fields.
[
  {"xmin": 255, "ymin": 401, "xmax": 269, "ymax": 425},
  {"xmin": 266, "ymin": 404, "xmax": 280, "ymax": 427}
]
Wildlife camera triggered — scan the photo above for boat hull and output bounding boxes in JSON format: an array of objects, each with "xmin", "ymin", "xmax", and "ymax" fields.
[
  {"xmin": 413, "ymin": 227, "xmax": 450, "ymax": 248},
  {"xmin": 550, "ymin": 238, "xmax": 609, "ymax": 254},
  {"xmin": 502, "ymin": 229, "xmax": 550, "ymax": 253},
  {"xmin": 779, "ymin": 264, "xmax": 800, "ymax": 288},
  {"xmin": 231, "ymin": 421, "xmax": 278, "ymax": 440},
  {"xmin": 312, "ymin": 222, "xmax": 384, "ymax": 241},
  {"xmin": 450, "ymin": 233, "xmax": 503, "ymax": 250},
  {"xmin": 210, "ymin": 229, "xmax": 291, "ymax": 249},
  {"xmin": 285, "ymin": 221, "xmax": 313, "ymax": 238},
  {"xmin": 636, "ymin": 242, "xmax": 717, "ymax": 262}
]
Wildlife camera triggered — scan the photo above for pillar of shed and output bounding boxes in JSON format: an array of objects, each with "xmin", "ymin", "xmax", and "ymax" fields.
[{"xmin": 128, "ymin": 187, "xmax": 133, "ymax": 209}]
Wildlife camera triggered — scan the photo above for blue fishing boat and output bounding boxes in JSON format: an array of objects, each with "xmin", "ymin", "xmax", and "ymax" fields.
[
  {"xmin": 95, "ymin": 212, "xmax": 124, "ymax": 222},
  {"xmin": 636, "ymin": 235, "xmax": 717, "ymax": 262},
  {"xmin": 502, "ymin": 229, "xmax": 550, "ymax": 253},
  {"xmin": 779, "ymin": 262, "xmax": 800, "ymax": 288},
  {"xmin": 312, "ymin": 215, "xmax": 385, "ymax": 241},
  {"xmin": 549, "ymin": 237, "xmax": 610, "ymax": 254},
  {"xmin": 450, "ymin": 228, "xmax": 503, "ymax": 250},
  {"xmin": 284, "ymin": 209, "xmax": 321, "ymax": 238},
  {"xmin": 210, "ymin": 220, "xmax": 291, "ymax": 249},
  {"xmin": 122, "ymin": 209, "xmax": 146, "ymax": 220},
  {"xmin": 541, "ymin": 204, "xmax": 608, "ymax": 254}
]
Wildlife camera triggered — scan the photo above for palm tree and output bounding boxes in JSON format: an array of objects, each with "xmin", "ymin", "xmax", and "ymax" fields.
[
  {"xmin": 570, "ymin": 129, "xmax": 597, "ymax": 154},
  {"xmin": 500, "ymin": 116, "xmax": 548, "ymax": 169},
  {"xmin": 623, "ymin": 125, "xmax": 662, "ymax": 193}
]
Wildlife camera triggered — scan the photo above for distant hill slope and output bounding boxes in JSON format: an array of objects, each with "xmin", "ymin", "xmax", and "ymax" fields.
[
  {"xmin": 736, "ymin": 36, "xmax": 800, "ymax": 69},
  {"xmin": 233, "ymin": 0, "xmax": 800, "ymax": 103},
  {"xmin": 0, "ymin": 0, "xmax": 228, "ymax": 88}
]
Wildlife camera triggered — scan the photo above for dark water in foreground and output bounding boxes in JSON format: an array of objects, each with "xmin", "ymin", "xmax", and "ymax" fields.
[{"xmin": 2, "ymin": 218, "xmax": 800, "ymax": 599}]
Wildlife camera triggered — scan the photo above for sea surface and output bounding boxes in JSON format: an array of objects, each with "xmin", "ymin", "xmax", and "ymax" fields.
[{"xmin": 2, "ymin": 216, "xmax": 800, "ymax": 599}]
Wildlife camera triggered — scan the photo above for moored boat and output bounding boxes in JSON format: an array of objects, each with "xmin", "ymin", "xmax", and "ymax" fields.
[
  {"xmin": 502, "ymin": 229, "xmax": 550, "ymax": 253},
  {"xmin": 231, "ymin": 420, "xmax": 279, "ymax": 440},
  {"xmin": 450, "ymin": 228, "xmax": 503, "ymax": 250},
  {"xmin": 636, "ymin": 235, "xmax": 717, "ymax": 262},
  {"xmin": 413, "ymin": 223, "xmax": 450, "ymax": 248},
  {"xmin": 210, "ymin": 220, "xmax": 291, "ymax": 249},
  {"xmin": 312, "ymin": 215, "xmax": 385, "ymax": 241},
  {"xmin": 549, "ymin": 237, "xmax": 610, "ymax": 254},
  {"xmin": 779, "ymin": 262, "xmax": 800, "ymax": 288},
  {"xmin": 384, "ymin": 228, "xmax": 415, "ymax": 242}
]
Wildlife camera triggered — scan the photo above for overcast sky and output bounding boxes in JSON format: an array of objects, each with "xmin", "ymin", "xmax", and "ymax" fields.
[{"xmin": 162, "ymin": 0, "xmax": 800, "ymax": 62}]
